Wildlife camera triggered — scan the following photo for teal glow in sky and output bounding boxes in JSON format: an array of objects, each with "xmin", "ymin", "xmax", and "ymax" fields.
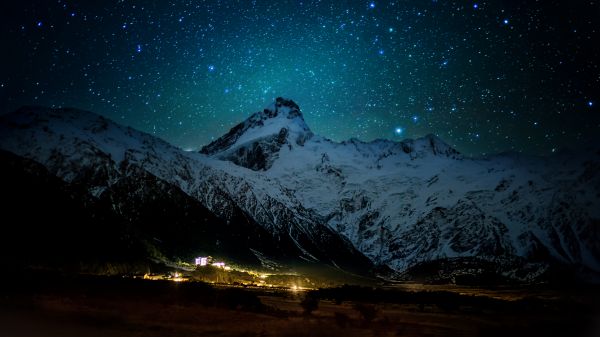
[{"xmin": 1, "ymin": 1, "xmax": 598, "ymax": 156}]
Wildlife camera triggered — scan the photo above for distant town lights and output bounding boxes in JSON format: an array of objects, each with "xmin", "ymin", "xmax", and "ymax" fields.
[{"xmin": 194, "ymin": 256, "xmax": 227, "ymax": 268}]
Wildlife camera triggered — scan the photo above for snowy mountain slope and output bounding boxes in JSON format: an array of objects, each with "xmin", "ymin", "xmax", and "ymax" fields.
[
  {"xmin": 0, "ymin": 106, "xmax": 373, "ymax": 273},
  {"xmin": 1, "ymin": 100, "xmax": 599, "ymax": 282},
  {"xmin": 202, "ymin": 98, "xmax": 600, "ymax": 281}
]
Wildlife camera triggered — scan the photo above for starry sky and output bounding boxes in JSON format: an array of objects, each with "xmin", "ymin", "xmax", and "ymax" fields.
[{"xmin": 1, "ymin": 0, "xmax": 598, "ymax": 156}]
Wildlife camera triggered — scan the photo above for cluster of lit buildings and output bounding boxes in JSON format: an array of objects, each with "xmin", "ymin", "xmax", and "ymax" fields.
[{"xmin": 194, "ymin": 256, "xmax": 229, "ymax": 269}]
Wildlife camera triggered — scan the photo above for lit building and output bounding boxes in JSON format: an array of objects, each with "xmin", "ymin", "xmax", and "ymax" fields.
[{"xmin": 194, "ymin": 257, "xmax": 208, "ymax": 266}]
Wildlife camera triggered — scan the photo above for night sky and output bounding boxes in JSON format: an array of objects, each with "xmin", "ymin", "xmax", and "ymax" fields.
[{"xmin": 1, "ymin": 1, "xmax": 598, "ymax": 156}]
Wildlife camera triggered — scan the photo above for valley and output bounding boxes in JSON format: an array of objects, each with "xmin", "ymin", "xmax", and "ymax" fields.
[{"xmin": 2, "ymin": 271, "xmax": 597, "ymax": 337}]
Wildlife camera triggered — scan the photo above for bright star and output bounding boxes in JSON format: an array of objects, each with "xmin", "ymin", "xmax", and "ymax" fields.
[
  {"xmin": 378, "ymin": 49, "xmax": 384, "ymax": 55},
  {"xmin": 394, "ymin": 127, "xmax": 403, "ymax": 135},
  {"xmin": 136, "ymin": 44, "xmax": 142, "ymax": 53},
  {"xmin": 412, "ymin": 116, "xmax": 418, "ymax": 123},
  {"xmin": 473, "ymin": 4, "xmax": 478, "ymax": 9},
  {"xmin": 369, "ymin": 2, "xmax": 375, "ymax": 9},
  {"xmin": 36, "ymin": 21, "xmax": 43, "ymax": 27},
  {"xmin": 503, "ymin": 19, "xmax": 509, "ymax": 25},
  {"xmin": 208, "ymin": 65, "xmax": 215, "ymax": 72},
  {"xmin": 588, "ymin": 101, "xmax": 593, "ymax": 107}
]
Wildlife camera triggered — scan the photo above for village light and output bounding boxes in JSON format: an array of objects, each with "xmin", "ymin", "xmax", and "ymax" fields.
[{"xmin": 194, "ymin": 257, "xmax": 208, "ymax": 266}]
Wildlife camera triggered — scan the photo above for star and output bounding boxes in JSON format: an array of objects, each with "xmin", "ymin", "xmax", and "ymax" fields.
[
  {"xmin": 394, "ymin": 127, "xmax": 403, "ymax": 135},
  {"xmin": 208, "ymin": 65, "xmax": 215, "ymax": 72},
  {"xmin": 369, "ymin": 2, "xmax": 375, "ymax": 9}
]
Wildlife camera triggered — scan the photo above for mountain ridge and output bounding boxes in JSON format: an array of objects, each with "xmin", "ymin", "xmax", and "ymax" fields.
[
  {"xmin": 200, "ymin": 97, "xmax": 461, "ymax": 172},
  {"xmin": 0, "ymin": 103, "xmax": 376, "ymax": 276},
  {"xmin": 1, "ymin": 101, "xmax": 599, "ymax": 283}
]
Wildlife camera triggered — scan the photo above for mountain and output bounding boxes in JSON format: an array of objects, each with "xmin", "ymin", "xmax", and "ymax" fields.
[
  {"xmin": 1, "ymin": 100, "xmax": 599, "ymax": 283},
  {"xmin": 0, "ymin": 105, "xmax": 373, "ymax": 276},
  {"xmin": 201, "ymin": 98, "xmax": 600, "ymax": 283}
]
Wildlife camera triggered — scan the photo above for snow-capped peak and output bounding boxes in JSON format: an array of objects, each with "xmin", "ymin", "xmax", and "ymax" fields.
[
  {"xmin": 263, "ymin": 97, "xmax": 304, "ymax": 120},
  {"xmin": 201, "ymin": 97, "xmax": 312, "ymax": 157},
  {"xmin": 401, "ymin": 134, "xmax": 461, "ymax": 158},
  {"xmin": 200, "ymin": 98, "xmax": 463, "ymax": 171}
]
